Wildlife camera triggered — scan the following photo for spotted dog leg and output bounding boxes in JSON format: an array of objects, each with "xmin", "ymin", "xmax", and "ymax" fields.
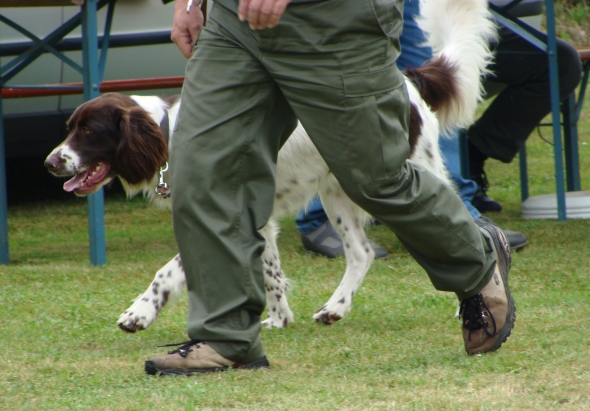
[
  {"xmin": 117, "ymin": 254, "xmax": 186, "ymax": 333},
  {"xmin": 259, "ymin": 220, "xmax": 295, "ymax": 329},
  {"xmin": 313, "ymin": 187, "xmax": 374, "ymax": 325}
]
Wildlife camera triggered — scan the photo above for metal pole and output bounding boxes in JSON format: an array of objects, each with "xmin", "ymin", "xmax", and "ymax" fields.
[
  {"xmin": 562, "ymin": 93, "xmax": 581, "ymax": 191},
  {"xmin": 518, "ymin": 146, "xmax": 529, "ymax": 202},
  {"xmin": 0, "ymin": 96, "xmax": 9, "ymax": 264},
  {"xmin": 82, "ymin": 0, "xmax": 107, "ymax": 265},
  {"xmin": 544, "ymin": 0, "xmax": 566, "ymax": 220}
]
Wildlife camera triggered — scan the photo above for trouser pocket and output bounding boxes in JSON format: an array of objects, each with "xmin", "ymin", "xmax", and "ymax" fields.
[{"xmin": 340, "ymin": 65, "xmax": 410, "ymax": 183}]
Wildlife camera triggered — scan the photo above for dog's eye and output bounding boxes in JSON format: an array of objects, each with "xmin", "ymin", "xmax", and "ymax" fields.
[{"xmin": 83, "ymin": 127, "xmax": 91, "ymax": 135}]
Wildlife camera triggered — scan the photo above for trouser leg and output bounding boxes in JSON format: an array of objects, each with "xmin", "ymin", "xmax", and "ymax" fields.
[
  {"xmin": 469, "ymin": 30, "xmax": 582, "ymax": 163},
  {"xmin": 260, "ymin": 0, "xmax": 496, "ymax": 299},
  {"xmin": 170, "ymin": 7, "xmax": 297, "ymax": 362}
]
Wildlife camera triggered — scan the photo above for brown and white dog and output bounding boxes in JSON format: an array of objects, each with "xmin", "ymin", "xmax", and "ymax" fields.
[{"xmin": 45, "ymin": 0, "xmax": 496, "ymax": 332}]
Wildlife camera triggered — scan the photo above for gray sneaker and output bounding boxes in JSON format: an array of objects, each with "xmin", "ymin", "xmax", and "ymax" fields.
[
  {"xmin": 301, "ymin": 220, "xmax": 388, "ymax": 259},
  {"xmin": 145, "ymin": 340, "xmax": 270, "ymax": 376},
  {"xmin": 460, "ymin": 220, "xmax": 516, "ymax": 355}
]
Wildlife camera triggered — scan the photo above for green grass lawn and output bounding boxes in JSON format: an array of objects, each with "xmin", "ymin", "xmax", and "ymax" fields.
[{"xmin": 1, "ymin": 93, "xmax": 590, "ymax": 409}]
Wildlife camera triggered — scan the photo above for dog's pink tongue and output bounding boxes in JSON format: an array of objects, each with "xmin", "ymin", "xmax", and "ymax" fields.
[{"xmin": 63, "ymin": 171, "xmax": 88, "ymax": 192}]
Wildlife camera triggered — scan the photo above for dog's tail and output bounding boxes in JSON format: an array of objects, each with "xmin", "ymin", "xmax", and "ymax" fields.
[{"xmin": 405, "ymin": 0, "xmax": 497, "ymax": 134}]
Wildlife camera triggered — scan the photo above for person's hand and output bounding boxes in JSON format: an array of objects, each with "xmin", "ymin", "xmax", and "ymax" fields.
[
  {"xmin": 238, "ymin": 0, "xmax": 291, "ymax": 30},
  {"xmin": 171, "ymin": 0, "xmax": 205, "ymax": 58}
]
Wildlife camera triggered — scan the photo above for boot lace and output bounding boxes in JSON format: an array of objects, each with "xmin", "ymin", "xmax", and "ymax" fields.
[
  {"xmin": 158, "ymin": 339, "xmax": 204, "ymax": 358},
  {"xmin": 460, "ymin": 294, "xmax": 497, "ymax": 339}
]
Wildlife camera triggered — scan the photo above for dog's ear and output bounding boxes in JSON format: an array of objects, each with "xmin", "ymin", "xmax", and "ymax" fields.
[{"xmin": 115, "ymin": 107, "xmax": 168, "ymax": 185}]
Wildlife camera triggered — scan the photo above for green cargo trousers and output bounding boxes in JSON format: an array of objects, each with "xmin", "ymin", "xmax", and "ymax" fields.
[{"xmin": 169, "ymin": 0, "xmax": 497, "ymax": 362}]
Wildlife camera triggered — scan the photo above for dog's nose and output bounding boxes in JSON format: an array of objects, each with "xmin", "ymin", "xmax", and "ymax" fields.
[{"xmin": 44, "ymin": 154, "xmax": 64, "ymax": 171}]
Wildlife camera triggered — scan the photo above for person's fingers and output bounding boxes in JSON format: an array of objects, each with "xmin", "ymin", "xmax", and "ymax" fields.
[
  {"xmin": 267, "ymin": 0, "xmax": 289, "ymax": 28},
  {"xmin": 244, "ymin": 0, "xmax": 263, "ymax": 29},
  {"xmin": 239, "ymin": 0, "xmax": 290, "ymax": 30},
  {"xmin": 238, "ymin": 0, "xmax": 251, "ymax": 22},
  {"xmin": 171, "ymin": 1, "xmax": 204, "ymax": 58},
  {"xmin": 252, "ymin": 0, "xmax": 274, "ymax": 29},
  {"xmin": 171, "ymin": 31, "xmax": 195, "ymax": 58}
]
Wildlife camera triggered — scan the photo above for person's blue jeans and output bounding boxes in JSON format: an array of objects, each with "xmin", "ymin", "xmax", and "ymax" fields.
[
  {"xmin": 295, "ymin": 195, "xmax": 329, "ymax": 235},
  {"xmin": 296, "ymin": 0, "xmax": 480, "ymax": 234},
  {"xmin": 438, "ymin": 136, "xmax": 481, "ymax": 219}
]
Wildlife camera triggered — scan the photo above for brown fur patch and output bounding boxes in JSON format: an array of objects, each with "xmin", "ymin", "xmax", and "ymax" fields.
[
  {"xmin": 408, "ymin": 103, "xmax": 423, "ymax": 156},
  {"xmin": 404, "ymin": 56, "xmax": 458, "ymax": 113},
  {"xmin": 164, "ymin": 94, "xmax": 181, "ymax": 106}
]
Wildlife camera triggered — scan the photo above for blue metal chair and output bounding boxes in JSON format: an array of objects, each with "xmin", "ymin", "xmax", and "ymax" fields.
[{"xmin": 460, "ymin": 0, "xmax": 583, "ymax": 221}]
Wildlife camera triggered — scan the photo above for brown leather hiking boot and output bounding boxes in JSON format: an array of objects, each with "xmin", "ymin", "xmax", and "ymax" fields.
[
  {"xmin": 144, "ymin": 340, "xmax": 270, "ymax": 376},
  {"xmin": 460, "ymin": 221, "xmax": 516, "ymax": 355}
]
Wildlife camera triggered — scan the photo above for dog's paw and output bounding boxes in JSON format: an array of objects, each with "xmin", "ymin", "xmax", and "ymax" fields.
[
  {"xmin": 313, "ymin": 296, "xmax": 352, "ymax": 325},
  {"xmin": 117, "ymin": 296, "xmax": 159, "ymax": 333},
  {"xmin": 261, "ymin": 307, "xmax": 294, "ymax": 329},
  {"xmin": 261, "ymin": 317, "xmax": 285, "ymax": 329}
]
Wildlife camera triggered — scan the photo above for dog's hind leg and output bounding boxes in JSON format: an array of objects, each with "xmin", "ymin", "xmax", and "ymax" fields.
[
  {"xmin": 313, "ymin": 184, "xmax": 374, "ymax": 325},
  {"xmin": 259, "ymin": 220, "xmax": 295, "ymax": 329},
  {"xmin": 117, "ymin": 254, "xmax": 186, "ymax": 333}
]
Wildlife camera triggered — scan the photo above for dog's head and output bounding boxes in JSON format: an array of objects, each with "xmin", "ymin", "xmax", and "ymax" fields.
[{"xmin": 44, "ymin": 93, "xmax": 168, "ymax": 196}]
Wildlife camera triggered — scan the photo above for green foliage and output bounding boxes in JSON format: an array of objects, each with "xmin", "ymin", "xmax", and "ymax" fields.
[
  {"xmin": 553, "ymin": 0, "xmax": 590, "ymax": 46},
  {"xmin": 569, "ymin": 4, "xmax": 590, "ymax": 25}
]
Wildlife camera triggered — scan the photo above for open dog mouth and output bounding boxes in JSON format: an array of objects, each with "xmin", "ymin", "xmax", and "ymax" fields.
[{"xmin": 63, "ymin": 162, "xmax": 113, "ymax": 196}]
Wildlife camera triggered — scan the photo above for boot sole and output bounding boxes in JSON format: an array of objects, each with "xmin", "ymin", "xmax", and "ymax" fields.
[{"xmin": 145, "ymin": 356, "xmax": 270, "ymax": 376}]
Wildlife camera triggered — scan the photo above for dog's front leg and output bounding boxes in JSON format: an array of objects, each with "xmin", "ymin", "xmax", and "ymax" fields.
[
  {"xmin": 259, "ymin": 221, "xmax": 295, "ymax": 329},
  {"xmin": 117, "ymin": 254, "xmax": 186, "ymax": 332},
  {"xmin": 313, "ymin": 187, "xmax": 374, "ymax": 325}
]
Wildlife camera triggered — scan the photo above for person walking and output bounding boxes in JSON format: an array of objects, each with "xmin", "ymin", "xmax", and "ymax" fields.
[{"xmin": 145, "ymin": 0, "xmax": 516, "ymax": 376}]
